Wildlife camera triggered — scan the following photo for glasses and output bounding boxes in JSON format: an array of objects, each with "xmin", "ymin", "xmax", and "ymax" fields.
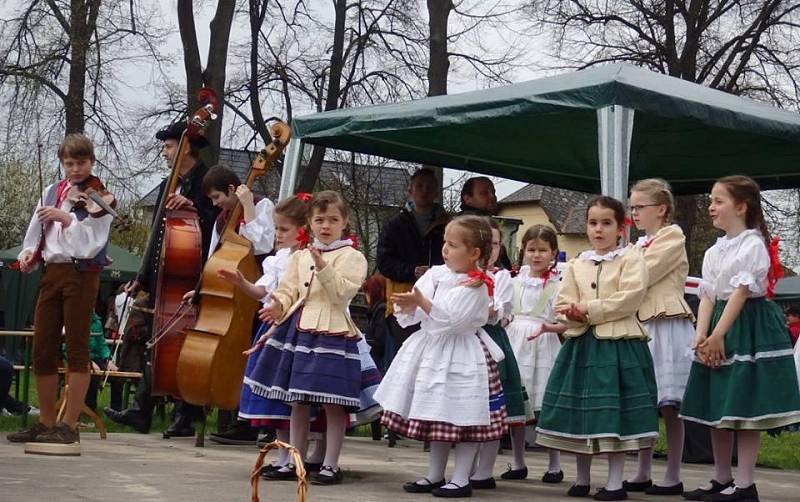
[{"xmin": 628, "ymin": 204, "xmax": 660, "ymax": 213}]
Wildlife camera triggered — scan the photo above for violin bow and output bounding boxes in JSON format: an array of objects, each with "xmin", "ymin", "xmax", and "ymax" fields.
[{"xmin": 101, "ymin": 294, "xmax": 131, "ymax": 390}]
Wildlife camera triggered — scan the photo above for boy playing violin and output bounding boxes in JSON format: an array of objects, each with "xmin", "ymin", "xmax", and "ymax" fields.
[{"xmin": 6, "ymin": 133, "xmax": 113, "ymax": 455}]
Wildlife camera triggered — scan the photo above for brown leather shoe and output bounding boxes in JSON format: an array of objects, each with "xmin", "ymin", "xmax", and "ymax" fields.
[
  {"xmin": 34, "ymin": 422, "xmax": 80, "ymax": 444},
  {"xmin": 6, "ymin": 422, "xmax": 50, "ymax": 443}
]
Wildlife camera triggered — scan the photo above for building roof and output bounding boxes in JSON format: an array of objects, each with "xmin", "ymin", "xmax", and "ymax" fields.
[
  {"xmin": 500, "ymin": 183, "xmax": 593, "ymax": 235},
  {"xmin": 139, "ymin": 148, "xmax": 409, "ymax": 209}
]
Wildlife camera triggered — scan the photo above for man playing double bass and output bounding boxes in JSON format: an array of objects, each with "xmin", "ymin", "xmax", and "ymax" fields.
[{"xmin": 105, "ymin": 122, "xmax": 218, "ymax": 437}]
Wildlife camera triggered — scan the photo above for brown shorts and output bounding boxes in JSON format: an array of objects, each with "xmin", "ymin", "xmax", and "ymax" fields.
[{"xmin": 32, "ymin": 264, "xmax": 100, "ymax": 375}]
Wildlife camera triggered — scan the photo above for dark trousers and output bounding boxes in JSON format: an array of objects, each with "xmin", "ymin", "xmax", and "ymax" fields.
[{"xmin": 0, "ymin": 355, "xmax": 24, "ymax": 412}]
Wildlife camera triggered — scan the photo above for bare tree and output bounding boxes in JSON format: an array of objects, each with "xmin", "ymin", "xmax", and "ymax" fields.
[
  {"xmin": 0, "ymin": 1, "xmax": 170, "ymax": 154},
  {"xmin": 530, "ymin": 0, "xmax": 800, "ymax": 272}
]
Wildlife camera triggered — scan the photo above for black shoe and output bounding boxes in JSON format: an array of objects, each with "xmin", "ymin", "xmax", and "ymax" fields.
[
  {"xmin": 403, "ymin": 478, "xmax": 446, "ymax": 493},
  {"xmin": 310, "ymin": 465, "xmax": 344, "ymax": 485},
  {"xmin": 500, "ymin": 464, "xmax": 528, "ymax": 480},
  {"xmin": 208, "ymin": 423, "xmax": 258, "ymax": 445},
  {"xmin": 704, "ymin": 484, "xmax": 759, "ymax": 502},
  {"xmin": 594, "ymin": 488, "xmax": 627, "ymax": 501},
  {"xmin": 304, "ymin": 461, "xmax": 323, "ymax": 472},
  {"xmin": 623, "ymin": 479, "xmax": 652, "ymax": 492},
  {"xmin": 568, "ymin": 484, "xmax": 591, "ymax": 497},
  {"xmin": 645, "ymin": 482, "xmax": 683, "ymax": 496},
  {"xmin": 104, "ymin": 407, "xmax": 151, "ymax": 434},
  {"xmin": 682, "ymin": 479, "xmax": 734, "ymax": 501},
  {"xmin": 162, "ymin": 420, "xmax": 194, "ymax": 439},
  {"xmin": 543, "ymin": 470, "xmax": 565, "ymax": 483},
  {"xmin": 432, "ymin": 482, "xmax": 473, "ymax": 498},
  {"xmin": 262, "ymin": 464, "xmax": 298, "ymax": 481},
  {"xmin": 470, "ymin": 477, "xmax": 496, "ymax": 489},
  {"xmin": 260, "ymin": 464, "xmax": 280, "ymax": 476}
]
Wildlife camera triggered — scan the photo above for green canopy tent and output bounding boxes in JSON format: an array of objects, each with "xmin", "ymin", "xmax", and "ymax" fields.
[
  {"xmin": 278, "ymin": 63, "xmax": 800, "ymax": 199},
  {"xmin": 0, "ymin": 244, "xmax": 141, "ymax": 330}
]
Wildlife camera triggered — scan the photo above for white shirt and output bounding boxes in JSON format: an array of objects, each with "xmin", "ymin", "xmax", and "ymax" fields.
[
  {"xmin": 512, "ymin": 265, "xmax": 560, "ymax": 321},
  {"xmin": 254, "ymin": 247, "xmax": 293, "ymax": 304},
  {"xmin": 20, "ymin": 182, "xmax": 112, "ymax": 264},
  {"xmin": 208, "ymin": 197, "xmax": 275, "ymax": 256},
  {"xmin": 698, "ymin": 229, "xmax": 769, "ymax": 301},
  {"xmin": 395, "ymin": 265, "xmax": 491, "ymax": 337},
  {"xmin": 114, "ymin": 292, "xmax": 132, "ymax": 334},
  {"xmin": 489, "ymin": 268, "xmax": 513, "ymax": 325}
]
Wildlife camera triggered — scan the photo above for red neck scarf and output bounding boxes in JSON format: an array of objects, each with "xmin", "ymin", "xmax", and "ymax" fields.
[{"xmin": 464, "ymin": 269, "xmax": 494, "ymax": 297}]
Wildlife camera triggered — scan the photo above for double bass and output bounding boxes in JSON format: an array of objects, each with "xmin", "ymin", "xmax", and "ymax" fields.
[
  {"xmin": 142, "ymin": 89, "xmax": 219, "ymax": 398},
  {"xmin": 176, "ymin": 120, "xmax": 291, "ymax": 409}
]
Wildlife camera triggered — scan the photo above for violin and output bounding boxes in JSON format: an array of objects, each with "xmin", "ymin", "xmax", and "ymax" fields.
[{"xmin": 66, "ymin": 175, "xmax": 119, "ymax": 218}]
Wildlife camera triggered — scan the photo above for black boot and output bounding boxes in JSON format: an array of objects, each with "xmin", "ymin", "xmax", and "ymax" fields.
[
  {"xmin": 163, "ymin": 401, "xmax": 198, "ymax": 438},
  {"xmin": 104, "ymin": 407, "xmax": 152, "ymax": 433},
  {"xmin": 209, "ymin": 419, "xmax": 258, "ymax": 445}
]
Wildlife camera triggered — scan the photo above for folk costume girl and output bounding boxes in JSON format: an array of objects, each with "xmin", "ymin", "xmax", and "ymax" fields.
[
  {"xmin": 504, "ymin": 224, "xmax": 565, "ymax": 483},
  {"xmin": 624, "ymin": 179, "xmax": 696, "ymax": 496},
  {"xmin": 536, "ymin": 196, "xmax": 658, "ymax": 502},
  {"xmin": 247, "ymin": 190, "xmax": 368, "ymax": 486},
  {"xmin": 375, "ymin": 215, "xmax": 507, "ymax": 498},
  {"xmin": 680, "ymin": 176, "xmax": 800, "ymax": 502},
  {"xmin": 471, "ymin": 218, "xmax": 534, "ymax": 490},
  {"xmin": 220, "ymin": 194, "xmax": 309, "ymax": 472}
]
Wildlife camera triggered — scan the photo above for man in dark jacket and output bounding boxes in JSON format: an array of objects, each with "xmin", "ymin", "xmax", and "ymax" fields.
[
  {"xmin": 377, "ymin": 168, "xmax": 449, "ymax": 346},
  {"xmin": 105, "ymin": 122, "xmax": 218, "ymax": 437},
  {"xmin": 458, "ymin": 176, "xmax": 512, "ymax": 270}
]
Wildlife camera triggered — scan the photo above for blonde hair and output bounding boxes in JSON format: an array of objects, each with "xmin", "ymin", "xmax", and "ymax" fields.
[
  {"xmin": 448, "ymin": 215, "xmax": 493, "ymax": 272},
  {"xmin": 630, "ymin": 178, "xmax": 674, "ymax": 224}
]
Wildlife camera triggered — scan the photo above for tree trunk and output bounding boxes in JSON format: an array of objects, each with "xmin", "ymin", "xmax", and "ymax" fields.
[
  {"xmin": 64, "ymin": 0, "xmax": 100, "ymax": 134},
  {"xmin": 178, "ymin": 0, "xmax": 235, "ymax": 166},
  {"xmin": 425, "ymin": 0, "xmax": 453, "ymax": 195},
  {"xmin": 248, "ymin": 0, "xmax": 271, "ymax": 145},
  {"xmin": 296, "ymin": 0, "xmax": 348, "ymax": 193},
  {"xmin": 427, "ymin": 0, "xmax": 452, "ymax": 97}
]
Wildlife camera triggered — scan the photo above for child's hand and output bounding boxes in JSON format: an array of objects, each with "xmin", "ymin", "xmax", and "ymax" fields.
[
  {"xmin": 391, "ymin": 288, "xmax": 424, "ymax": 314},
  {"xmin": 258, "ymin": 295, "xmax": 283, "ymax": 322},
  {"xmin": 107, "ymin": 361, "xmax": 119, "ymax": 372},
  {"xmin": 18, "ymin": 251, "xmax": 36, "ymax": 273},
  {"xmin": 699, "ymin": 334, "xmax": 726, "ymax": 368},
  {"xmin": 165, "ymin": 193, "xmax": 194, "ymax": 210},
  {"xmin": 692, "ymin": 332, "xmax": 707, "ymax": 351},
  {"xmin": 557, "ymin": 303, "xmax": 587, "ymax": 321},
  {"xmin": 182, "ymin": 290, "xmax": 195, "ymax": 303},
  {"xmin": 243, "ymin": 331, "xmax": 271, "ymax": 355},
  {"xmin": 528, "ymin": 324, "xmax": 546, "ymax": 341},
  {"xmin": 235, "ymin": 185, "xmax": 254, "ymax": 207},
  {"xmin": 217, "ymin": 268, "xmax": 245, "ymax": 284},
  {"xmin": 37, "ymin": 206, "xmax": 72, "ymax": 226},
  {"xmin": 91, "ymin": 361, "xmax": 101, "ymax": 371},
  {"xmin": 309, "ymin": 246, "xmax": 327, "ymax": 271}
]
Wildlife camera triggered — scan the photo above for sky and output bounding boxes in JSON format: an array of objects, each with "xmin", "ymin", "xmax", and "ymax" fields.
[{"xmin": 106, "ymin": 1, "xmax": 533, "ymax": 199}]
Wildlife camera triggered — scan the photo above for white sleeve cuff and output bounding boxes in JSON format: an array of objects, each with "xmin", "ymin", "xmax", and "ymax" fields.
[
  {"xmin": 697, "ymin": 280, "xmax": 716, "ymax": 301},
  {"xmin": 729, "ymin": 271, "xmax": 764, "ymax": 295}
]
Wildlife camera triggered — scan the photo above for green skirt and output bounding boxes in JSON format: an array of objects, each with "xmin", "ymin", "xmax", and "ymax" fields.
[
  {"xmin": 680, "ymin": 298, "xmax": 800, "ymax": 430},
  {"xmin": 535, "ymin": 330, "xmax": 659, "ymax": 454},
  {"xmin": 483, "ymin": 324, "xmax": 534, "ymax": 425}
]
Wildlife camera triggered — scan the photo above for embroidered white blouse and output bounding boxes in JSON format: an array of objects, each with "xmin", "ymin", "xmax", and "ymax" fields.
[
  {"xmin": 699, "ymin": 229, "xmax": 769, "ymax": 301},
  {"xmin": 395, "ymin": 265, "xmax": 492, "ymax": 338},
  {"xmin": 254, "ymin": 247, "xmax": 293, "ymax": 305},
  {"xmin": 489, "ymin": 268, "xmax": 513, "ymax": 325},
  {"xmin": 20, "ymin": 182, "xmax": 112, "ymax": 264},
  {"xmin": 208, "ymin": 197, "xmax": 275, "ymax": 256},
  {"xmin": 512, "ymin": 266, "xmax": 560, "ymax": 321}
]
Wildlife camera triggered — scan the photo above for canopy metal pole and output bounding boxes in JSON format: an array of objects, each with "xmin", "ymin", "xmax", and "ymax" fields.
[
  {"xmin": 597, "ymin": 105, "xmax": 635, "ymax": 203},
  {"xmin": 279, "ymin": 138, "xmax": 303, "ymax": 199}
]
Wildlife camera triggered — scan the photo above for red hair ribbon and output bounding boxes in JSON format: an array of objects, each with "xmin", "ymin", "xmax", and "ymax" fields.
[
  {"xmin": 295, "ymin": 192, "xmax": 312, "ymax": 202},
  {"xmin": 348, "ymin": 232, "xmax": 359, "ymax": 250},
  {"xmin": 463, "ymin": 269, "xmax": 495, "ymax": 297},
  {"xmin": 543, "ymin": 263, "xmax": 558, "ymax": 286},
  {"xmin": 295, "ymin": 227, "xmax": 310, "ymax": 247},
  {"xmin": 623, "ymin": 216, "xmax": 633, "ymax": 228},
  {"xmin": 767, "ymin": 236, "xmax": 783, "ymax": 299}
]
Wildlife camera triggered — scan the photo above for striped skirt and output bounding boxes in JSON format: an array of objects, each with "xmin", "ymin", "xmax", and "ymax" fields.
[{"xmin": 245, "ymin": 309, "xmax": 362, "ymax": 411}]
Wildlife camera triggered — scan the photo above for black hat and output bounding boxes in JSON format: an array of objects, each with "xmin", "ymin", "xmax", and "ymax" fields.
[{"xmin": 155, "ymin": 122, "xmax": 209, "ymax": 148}]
